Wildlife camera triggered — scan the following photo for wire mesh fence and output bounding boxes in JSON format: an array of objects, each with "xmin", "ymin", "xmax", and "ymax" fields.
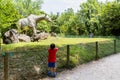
[
  {"xmin": 57, "ymin": 45, "xmax": 67, "ymax": 70},
  {"xmin": 0, "ymin": 45, "xmax": 68, "ymax": 80},
  {"xmin": 9, "ymin": 52, "xmax": 47, "ymax": 79},
  {"xmin": 8, "ymin": 47, "xmax": 48, "ymax": 80},
  {"xmin": 99, "ymin": 40, "xmax": 114, "ymax": 58},
  {"xmin": 0, "ymin": 46, "xmax": 49, "ymax": 80},
  {"xmin": 116, "ymin": 40, "xmax": 120, "ymax": 52},
  {"xmin": 0, "ymin": 40, "xmax": 120, "ymax": 80},
  {"xmin": 69, "ymin": 43, "xmax": 96, "ymax": 67},
  {"xmin": 0, "ymin": 53, "xmax": 4, "ymax": 80}
]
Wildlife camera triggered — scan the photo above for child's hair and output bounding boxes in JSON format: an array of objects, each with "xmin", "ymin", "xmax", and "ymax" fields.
[{"xmin": 50, "ymin": 43, "xmax": 55, "ymax": 50}]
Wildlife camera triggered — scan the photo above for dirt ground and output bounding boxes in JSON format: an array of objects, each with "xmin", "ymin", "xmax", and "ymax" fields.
[{"xmin": 41, "ymin": 53, "xmax": 120, "ymax": 80}]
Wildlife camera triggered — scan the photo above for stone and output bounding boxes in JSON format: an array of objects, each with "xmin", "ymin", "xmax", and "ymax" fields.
[
  {"xmin": 51, "ymin": 32, "xmax": 57, "ymax": 37},
  {"xmin": 18, "ymin": 34, "xmax": 31, "ymax": 42},
  {"xmin": 33, "ymin": 32, "xmax": 49, "ymax": 41},
  {"xmin": 3, "ymin": 29, "xmax": 19, "ymax": 44}
]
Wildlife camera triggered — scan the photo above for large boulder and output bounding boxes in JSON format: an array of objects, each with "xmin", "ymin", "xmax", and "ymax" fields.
[
  {"xmin": 3, "ymin": 29, "xmax": 50, "ymax": 43},
  {"xmin": 33, "ymin": 32, "xmax": 49, "ymax": 41},
  {"xmin": 3, "ymin": 36, "xmax": 12, "ymax": 44},
  {"xmin": 4, "ymin": 29, "xmax": 19, "ymax": 43},
  {"xmin": 3, "ymin": 29, "xmax": 31, "ymax": 44},
  {"xmin": 18, "ymin": 34, "xmax": 31, "ymax": 42}
]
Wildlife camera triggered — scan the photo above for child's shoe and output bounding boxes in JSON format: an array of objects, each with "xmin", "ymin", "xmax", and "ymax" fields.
[
  {"xmin": 52, "ymin": 72, "xmax": 57, "ymax": 77},
  {"xmin": 47, "ymin": 71, "xmax": 51, "ymax": 76}
]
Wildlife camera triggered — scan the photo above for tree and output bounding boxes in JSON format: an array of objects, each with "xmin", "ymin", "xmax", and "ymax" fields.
[
  {"xmin": 49, "ymin": 12, "xmax": 60, "ymax": 33},
  {"xmin": 79, "ymin": 0, "xmax": 102, "ymax": 35},
  {"xmin": 14, "ymin": 0, "xmax": 44, "ymax": 17},
  {"xmin": 73, "ymin": 13, "xmax": 86, "ymax": 35},
  {"xmin": 57, "ymin": 8, "xmax": 76, "ymax": 35},
  {"xmin": 100, "ymin": 1, "xmax": 120, "ymax": 35},
  {"xmin": 0, "ymin": 0, "xmax": 21, "ymax": 35}
]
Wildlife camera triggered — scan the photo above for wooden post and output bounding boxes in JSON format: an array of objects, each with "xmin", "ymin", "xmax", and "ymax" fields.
[
  {"xmin": 67, "ymin": 45, "xmax": 70, "ymax": 67},
  {"xmin": 4, "ymin": 52, "xmax": 9, "ymax": 80},
  {"xmin": 0, "ymin": 31, "xmax": 1, "ymax": 51},
  {"xmin": 114, "ymin": 40, "xmax": 116, "ymax": 54},
  {"xmin": 0, "ymin": 36, "xmax": 1, "ymax": 53},
  {"xmin": 95, "ymin": 42, "xmax": 99, "ymax": 60}
]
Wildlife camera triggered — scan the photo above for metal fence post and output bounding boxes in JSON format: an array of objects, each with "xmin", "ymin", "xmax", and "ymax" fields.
[
  {"xmin": 4, "ymin": 52, "xmax": 9, "ymax": 80},
  {"xmin": 67, "ymin": 45, "xmax": 70, "ymax": 66},
  {"xmin": 114, "ymin": 40, "xmax": 116, "ymax": 54},
  {"xmin": 95, "ymin": 42, "xmax": 99, "ymax": 60}
]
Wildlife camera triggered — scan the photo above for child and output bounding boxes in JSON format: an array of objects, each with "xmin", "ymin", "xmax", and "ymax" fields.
[{"xmin": 48, "ymin": 43, "xmax": 58, "ymax": 77}]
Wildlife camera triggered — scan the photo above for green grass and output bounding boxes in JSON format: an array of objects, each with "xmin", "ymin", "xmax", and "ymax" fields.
[{"xmin": 1, "ymin": 37, "xmax": 113, "ymax": 51}]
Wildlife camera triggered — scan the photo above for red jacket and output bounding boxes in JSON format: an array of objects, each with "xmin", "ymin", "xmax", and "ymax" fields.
[{"xmin": 48, "ymin": 48, "xmax": 58, "ymax": 62}]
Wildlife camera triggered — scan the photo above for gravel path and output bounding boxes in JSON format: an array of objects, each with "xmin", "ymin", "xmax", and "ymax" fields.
[{"xmin": 41, "ymin": 53, "xmax": 120, "ymax": 80}]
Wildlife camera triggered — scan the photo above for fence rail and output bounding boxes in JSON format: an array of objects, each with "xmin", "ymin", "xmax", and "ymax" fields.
[{"xmin": 0, "ymin": 40, "xmax": 120, "ymax": 80}]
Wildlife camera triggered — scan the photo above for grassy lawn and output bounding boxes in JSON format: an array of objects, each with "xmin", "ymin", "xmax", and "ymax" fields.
[{"xmin": 1, "ymin": 37, "xmax": 113, "ymax": 51}]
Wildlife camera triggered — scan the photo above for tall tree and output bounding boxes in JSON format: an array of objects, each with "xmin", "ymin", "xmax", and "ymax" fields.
[
  {"xmin": 49, "ymin": 12, "xmax": 60, "ymax": 33},
  {"xmin": 100, "ymin": 1, "xmax": 120, "ymax": 36},
  {"xmin": 57, "ymin": 8, "xmax": 75, "ymax": 35},
  {"xmin": 79, "ymin": 0, "xmax": 102, "ymax": 35},
  {"xmin": 14, "ymin": 0, "xmax": 44, "ymax": 17}
]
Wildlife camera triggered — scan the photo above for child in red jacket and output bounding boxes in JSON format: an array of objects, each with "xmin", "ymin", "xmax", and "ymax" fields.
[{"xmin": 48, "ymin": 43, "xmax": 58, "ymax": 77}]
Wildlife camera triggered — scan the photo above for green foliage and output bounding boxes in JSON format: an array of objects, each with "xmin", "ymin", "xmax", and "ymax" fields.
[
  {"xmin": 57, "ymin": 8, "xmax": 75, "ymax": 34},
  {"xmin": 100, "ymin": 1, "xmax": 120, "ymax": 35},
  {"xmin": 79, "ymin": 0, "xmax": 103, "ymax": 35},
  {"xmin": 49, "ymin": 0, "xmax": 120, "ymax": 36},
  {"xmin": 57, "ymin": 8, "xmax": 85, "ymax": 35},
  {"xmin": 0, "ymin": 0, "xmax": 21, "ymax": 35},
  {"xmin": 14, "ymin": 0, "xmax": 44, "ymax": 16},
  {"xmin": 49, "ymin": 13, "xmax": 60, "ymax": 33},
  {"xmin": 37, "ymin": 20, "xmax": 50, "ymax": 32}
]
